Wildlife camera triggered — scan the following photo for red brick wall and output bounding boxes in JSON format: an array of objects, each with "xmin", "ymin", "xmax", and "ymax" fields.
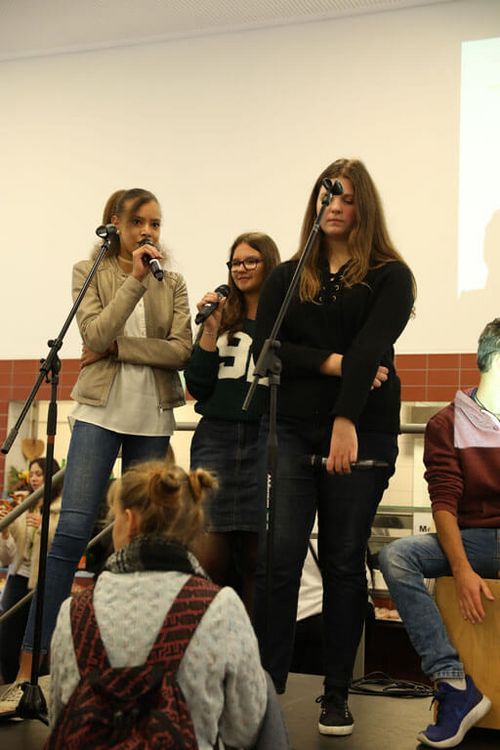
[
  {"xmin": 397, "ymin": 353, "xmax": 478, "ymax": 402},
  {"xmin": 0, "ymin": 353, "xmax": 479, "ymax": 491},
  {"xmin": 0, "ymin": 358, "xmax": 81, "ymax": 491}
]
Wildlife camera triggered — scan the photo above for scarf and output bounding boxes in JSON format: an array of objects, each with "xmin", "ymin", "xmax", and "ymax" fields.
[{"xmin": 104, "ymin": 534, "xmax": 207, "ymax": 578}]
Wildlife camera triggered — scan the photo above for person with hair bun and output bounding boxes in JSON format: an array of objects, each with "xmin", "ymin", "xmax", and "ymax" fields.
[
  {"xmin": 47, "ymin": 460, "xmax": 269, "ymax": 749},
  {"xmin": 185, "ymin": 232, "xmax": 280, "ymax": 613},
  {"xmin": 0, "ymin": 188, "xmax": 191, "ymax": 714}
]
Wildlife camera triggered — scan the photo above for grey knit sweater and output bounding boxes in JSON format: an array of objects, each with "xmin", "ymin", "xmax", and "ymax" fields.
[{"xmin": 49, "ymin": 570, "xmax": 267, "ymax": 749}]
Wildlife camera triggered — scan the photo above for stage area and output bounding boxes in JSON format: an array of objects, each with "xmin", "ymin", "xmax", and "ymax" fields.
[{"xmin": 1, "ymin": 672, "xmax": 499, "ymax": 749}]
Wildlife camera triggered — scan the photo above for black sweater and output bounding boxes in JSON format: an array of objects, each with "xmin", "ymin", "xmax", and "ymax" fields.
[{"xmin": 253, "ymin": 259, "xmax": 414, "ymax": 434}]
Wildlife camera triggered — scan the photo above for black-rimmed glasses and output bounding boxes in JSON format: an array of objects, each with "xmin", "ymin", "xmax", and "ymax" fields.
[{"xmin": 226, "ymin": 258, "xmax": 262, "ymax": 271}]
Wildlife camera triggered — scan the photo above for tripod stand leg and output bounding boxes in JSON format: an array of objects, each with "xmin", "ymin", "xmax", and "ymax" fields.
[
  {"xmin": 0, "ymin": 680, "xmax": 48, "ymax": 724},
  {"xmin": 17, "ymin": 682, "xmax": 48, "ymax": 724}
]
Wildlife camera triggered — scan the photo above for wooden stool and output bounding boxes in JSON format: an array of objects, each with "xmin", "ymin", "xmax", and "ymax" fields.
[{"xmin": 435, "ymin": 577, "xmax": 500, "ymax": 729}]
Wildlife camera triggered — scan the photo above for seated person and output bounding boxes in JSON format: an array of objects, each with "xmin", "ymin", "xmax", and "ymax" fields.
[
  {"xmin": 44, "ymin": 460, "xmax": 273, "ymax": 748},
  {"xmin": 379, "ymin": 318, "xmax": 500, "ymax": 749}
]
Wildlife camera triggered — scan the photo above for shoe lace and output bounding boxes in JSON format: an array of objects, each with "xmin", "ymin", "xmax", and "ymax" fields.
[
  {"xmin": 315, "ymin": 692, "xmax": 350, "ymax": 717},
  {"xmin": 429, "ymin": 684, "xmax": 446, "ymax": 715}
]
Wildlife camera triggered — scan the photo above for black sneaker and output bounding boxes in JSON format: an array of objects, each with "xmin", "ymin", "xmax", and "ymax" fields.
[{"xmin": 317, "ymin": 689, "xmax": 354, "ymax": 736}]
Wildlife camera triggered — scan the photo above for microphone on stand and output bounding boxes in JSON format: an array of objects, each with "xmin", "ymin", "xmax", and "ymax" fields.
[
  {"xmin": 322, "ymin": 178, "xmax": 344, "ymax": 196},
  {"xmin": 195, "ymin": 284, "xmax": 231, "ymax": 325},
  {"xmin": 95, "ymin": 224, "xmax": 118, "ymax": 239},
  {"xmin": 138, "ymin": 237, "xmax": 164, "ymax": 281},
  {"xmin": 302, "ymin": 455, "xmax": 389, "ymax": 470}
]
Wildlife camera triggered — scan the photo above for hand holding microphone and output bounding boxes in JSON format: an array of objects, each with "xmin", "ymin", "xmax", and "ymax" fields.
[
  {"xmin": 138, "ymin": 237, "xmax": 164, "ymax": 281},
  {"xmin": 195, "ymin": 284, "xmax": 230, "ymax": 325},
  {"xmin": 302, "ymin": 455, "xmax": 389, "ymax": 471}
]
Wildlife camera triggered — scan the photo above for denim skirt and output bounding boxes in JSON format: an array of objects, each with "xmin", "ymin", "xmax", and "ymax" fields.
[{"xmin": 190, "ymin": 417, "xmax": 262, "ymax": 533}]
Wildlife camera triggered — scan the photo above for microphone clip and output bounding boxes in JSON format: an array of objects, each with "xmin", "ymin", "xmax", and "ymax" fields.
[
  {"xmin": 95, "ymin": 224, "xmax": 118, "ymax": 239},
  {"xmin": 322, "ymin": 178, "xmax": 344, "ymax": 196}
]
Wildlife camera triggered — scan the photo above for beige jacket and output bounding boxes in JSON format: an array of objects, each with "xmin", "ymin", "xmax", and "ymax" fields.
[
  {"xmin": 70, "ymin": 256, "xmax": 192, "ymax": 410},
  {"xmin": 0, "ymin": 498, "xmax": 62, "ymax": 589}
]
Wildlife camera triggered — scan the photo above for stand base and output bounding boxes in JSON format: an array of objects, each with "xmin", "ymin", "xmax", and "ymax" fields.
[
  {"xmin": 0, "ymin": 682, "xmax": 48, "ymax": 725},
  {"xmin": 18, "ymin": 683, "xmax": 48, "ymax": 724}
]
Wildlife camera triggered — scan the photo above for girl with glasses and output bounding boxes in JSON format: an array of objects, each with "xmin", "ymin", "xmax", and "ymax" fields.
[{"xmin": 185, "ymin": 232, "xmax": 280, "ymax": 613}]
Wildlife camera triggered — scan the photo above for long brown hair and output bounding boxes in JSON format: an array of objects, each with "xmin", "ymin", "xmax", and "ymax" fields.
[
  {"xmin": 107, "ymin": 461, "xmax": 217, "ymax": 547},
  {"xmin": 29, "ymin": 457, "xmax": 62, "ymax": 502},
  {"xmin": 218, "ymin": 232, "xmax": 280, "ymax": 338},
  {"xmin": 93, "ymin": 188, "xmax": 161, "ymax": 259},
  {"xmin": 293, "ymin": 159, "xmax": 416, "ymax": 303}
]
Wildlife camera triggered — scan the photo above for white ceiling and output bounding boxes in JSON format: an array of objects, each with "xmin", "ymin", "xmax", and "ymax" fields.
[{"xmin": 0, "ymin": 0, "xmax": 455, "ymax": 62}]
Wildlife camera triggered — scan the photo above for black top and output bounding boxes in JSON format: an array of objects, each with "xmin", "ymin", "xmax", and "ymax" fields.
[
  {"xmin": 253, "ymin": 259, "xmax": 414, "ymax": 434},
  {"xmin": 184, "ymin": 320, "xmax": 267, "ymax": 422}
]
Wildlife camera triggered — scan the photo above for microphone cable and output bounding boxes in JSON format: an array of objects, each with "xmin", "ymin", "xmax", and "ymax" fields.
[{"xmin": 349, "ymin": 671, "xmax": 434, "ymax": 699}]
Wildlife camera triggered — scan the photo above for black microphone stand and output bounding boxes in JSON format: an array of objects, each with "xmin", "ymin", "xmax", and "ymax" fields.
[
  {"xmin": 0, "ymin": 229, "xmax": 113, "ymax": 723},
  {"xmin": 242, "ymin": 178, "xmax": 343, "ymax": 668}
]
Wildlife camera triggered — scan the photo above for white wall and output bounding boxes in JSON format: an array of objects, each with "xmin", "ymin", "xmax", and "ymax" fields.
[{"xmin": 1, "ymin": 0, "xmax": 499, "ymax": 358}]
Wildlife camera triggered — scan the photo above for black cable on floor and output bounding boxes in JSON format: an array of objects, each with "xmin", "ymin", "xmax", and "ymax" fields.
[{"xmin": 349, "ymin": 671, "xmax": 434, "ymax": 699}]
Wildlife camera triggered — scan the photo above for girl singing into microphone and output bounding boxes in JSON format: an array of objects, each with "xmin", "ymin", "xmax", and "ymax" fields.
[
  {"xmin": 252, "ymin": 159, "xmax": 416, "ymax": 736},
  {"xmin": 0, "ymin": 188, "xmax": 191, "ymax": 712},
  {"xmin": 185, "ymin": 232, "xmax": 280, "ymax": 613}
]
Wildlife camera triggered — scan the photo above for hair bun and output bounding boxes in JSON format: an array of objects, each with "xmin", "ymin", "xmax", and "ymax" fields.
[
  {"xmin": 188, "ymin": 468, "xmax": 218, "ymax": 498},
  {"xmin": 158, "ymin": 466, "xmax": 183, "ymax": 493}
]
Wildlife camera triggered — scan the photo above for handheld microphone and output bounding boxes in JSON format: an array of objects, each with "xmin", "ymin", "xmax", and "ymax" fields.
[
  {"xmin": 138, "ymin": 238, "xmax": 164, "ymax": 281},
  {"xmin": 322, "ymin": 178, "xmax": 344, "ymax": 196},
  {"xmin": 195, "ymin": 284, "xmax": 230, "ymax": 325},
  {"xmin": 95, "ymin": 224, "xmax": 118, "ymax": 239},
  {"xmin": 302, "ymin": 455, "xmax": 389, "ymax": 470}
]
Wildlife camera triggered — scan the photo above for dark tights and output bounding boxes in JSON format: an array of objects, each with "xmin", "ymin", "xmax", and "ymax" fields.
[{"xmin": 193, "ymin": 531, "xmax": 258, "ymax": 615}]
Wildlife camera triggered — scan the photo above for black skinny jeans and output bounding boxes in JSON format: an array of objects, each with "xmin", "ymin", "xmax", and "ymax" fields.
[{"xmin": 253, "ymin": 417, "xmax": 397, "ymax": 693}]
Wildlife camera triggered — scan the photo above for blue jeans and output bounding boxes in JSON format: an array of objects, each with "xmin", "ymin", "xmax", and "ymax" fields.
[
  {"xmin": 253, "ymin": 417, "xmax": 398, "ymax": 693},
  {"xmin": 22, "ymin": 420, "xmax": 170, "ymax": 653},
  {"xmin": 379, "ymin": 529, "xmax": 500, "ymax": 680}
]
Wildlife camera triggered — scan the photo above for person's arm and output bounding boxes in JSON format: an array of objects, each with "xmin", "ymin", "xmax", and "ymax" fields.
[
  {"xmin": 184, "ymin": 346, "xmax": 220, "ymax": 402},
  {"xmin": 213, "ymin": 589, "xmax": 268, "ymax": 748},
  {"xmin": 254, "ymin": 263, "xmax": 401, "ymax": 388},
  {"xmin": 320, "ymin": 352, "xmax": 388, "ymax": 387},
  {"xmin": 115, "ymin": 273, "xmax": 193, "ymax": 370},
  {"xmin": 80, "ymin": 343, "xmax": 115, "ymax": 368},
  {"xmin": 184, "ymin": 291, "xmax": 228, "ymax": 400},
  {"xmin": 73, "ymin": 260, "xmax": 146, "ymax": 353},
  {"xmin": 0, "ymin": 512, "xmax": 18, "ymax": 565},
  {"xmin": 75, "ymin": 262, "xmax": 192, "ymax": 371},
  {"xmin": 334, "ymin": 262, "xmax": 414, "ymax": 423},
  {"xmin": 433, "ymin": 510, "xmax": 494, "ymax": 623},
  {"xmin": 253, "ymin": 264, "xmax": 334, "ymax": 377},
  {"xmin": 424, "ymin": 409, "xmax": 494, "ymax": 622}
]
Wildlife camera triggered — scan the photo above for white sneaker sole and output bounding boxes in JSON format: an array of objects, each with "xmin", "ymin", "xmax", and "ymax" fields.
[
  {"xmin": 318, "ymin": 722, "xmax": 354, "ymax": 736},
  {"xmin": 417, "ymin": 694, "xmax": 492, "ymax": 748}
]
